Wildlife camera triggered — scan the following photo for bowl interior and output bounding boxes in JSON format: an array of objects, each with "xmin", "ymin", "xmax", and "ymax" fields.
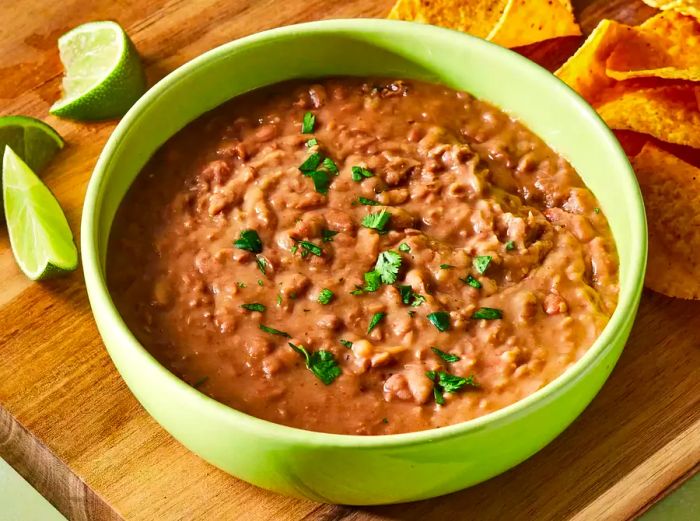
[{"xmin": 83, "ymin": 19, "xmax": 646, "ymax": 444}]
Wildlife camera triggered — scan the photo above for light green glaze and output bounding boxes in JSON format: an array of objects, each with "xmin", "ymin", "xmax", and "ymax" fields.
[{"xmin": 81, "ymin": 20, "xmax": 647, "ymax": 505}]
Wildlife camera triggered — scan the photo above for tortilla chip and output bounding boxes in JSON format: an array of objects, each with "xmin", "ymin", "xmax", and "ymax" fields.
[
  {"xmin": 631, "ymin": 143, "xmax": 700, "ymax": 299},
  {"xmin": 487, "ymin": 0, "xmax": 581, "ymax": 48},
  {"xmin": 606, "ymin": 11, "xmax": 700, "ymax": 81},
  {"xmin": 642, "ymin": 0, "xmax": 700, "ymax": 19},
  {"xmin": 387, "ymin": 0, "xmax": 508, "ymax": 39},
  {"xmin": 555, "ymin": 20, "xmax": 635, "ymax": 104},
  {"xmin": 596, "ymin": 85, "xmax": 700, "ymax": 148}
]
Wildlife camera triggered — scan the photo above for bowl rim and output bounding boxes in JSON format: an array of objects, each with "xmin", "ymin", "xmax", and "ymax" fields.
[{"xmin": 81, "ymin": 18, "xmax": 647, "ymax": 448}]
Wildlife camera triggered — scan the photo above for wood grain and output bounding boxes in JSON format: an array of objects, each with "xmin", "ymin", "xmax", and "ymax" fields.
[{"xmin": 0, "ymin": 0, "xmax": 698, "ymax": 520}]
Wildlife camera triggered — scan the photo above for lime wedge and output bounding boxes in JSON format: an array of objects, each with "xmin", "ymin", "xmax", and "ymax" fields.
[
  {"xmin": 0, "ymin": 115, "xmax": 64, "ymax": 222},
  {"xmin": 50, "ymin": 21, "xmax": 146, "ymax": 120},
  {"xmin": 3, "ymin": 146, "xmax": 78, "ymax": 279}
]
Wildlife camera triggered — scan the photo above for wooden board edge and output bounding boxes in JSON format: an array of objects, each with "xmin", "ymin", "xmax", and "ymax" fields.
[
  {"xmin": 0, "ymin": 406, "xmax": 123, "ymax": 521},
  {"xmin": 572, "ymin": 418, "xmax": 700, "ymax": 521},
  {"xmin": 632, "ymin": 463, "xmax": 700, "ymax": 520}
]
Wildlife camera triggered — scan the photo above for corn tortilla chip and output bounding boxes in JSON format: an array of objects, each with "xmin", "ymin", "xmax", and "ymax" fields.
[
  {"xmin": 596, "ymin": 85, "xmax": 700, "ymax": 148},
  {"xmin": 642, "ymin": 0, "xmax": 700, "ymax": 19},
  {"xmin": 387, "ymin": 0, "xmax": 508, "ymax": 39},
  {"xmin": 606, "ymin": 11, "xmax": 700, "ymax": 81},
  {"xmin": 631, "ymin": 143, "xmax": 700, "ymax": 299},
  {"xmin": 555, "ymin": 19, "xmax": 634, "ymax": 104},
  {"xmin": 487, "ymin": 0, "xmax": 581, "ymax": 48}
]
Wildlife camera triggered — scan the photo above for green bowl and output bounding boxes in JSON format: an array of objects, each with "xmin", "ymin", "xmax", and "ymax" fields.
[{"xmin": 82, "ymin": 19, "xmax": 647, "ymax": 504}]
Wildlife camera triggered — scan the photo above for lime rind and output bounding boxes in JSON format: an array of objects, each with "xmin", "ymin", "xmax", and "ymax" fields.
[
  {"xmin": 3, "ymin": 145, "xmax": 78, "ymax": 279},
  {"xmin": 50, "ymin": 21, "xmax": 146, "ymax": 121}
]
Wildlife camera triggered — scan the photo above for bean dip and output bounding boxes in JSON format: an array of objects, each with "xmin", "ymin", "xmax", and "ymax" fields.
[{"xmin": 107, "ymin": 78, "xmax": 619, "ymax": 435}]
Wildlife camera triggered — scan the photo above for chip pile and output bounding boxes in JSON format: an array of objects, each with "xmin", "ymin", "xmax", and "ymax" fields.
[
  {"xmin": 387, "ymin": 0, "xmax": 581, "ymax": 48},
  {"xmin": 555, "ymin": 2, "xmax": 700, "ymax": 299}
]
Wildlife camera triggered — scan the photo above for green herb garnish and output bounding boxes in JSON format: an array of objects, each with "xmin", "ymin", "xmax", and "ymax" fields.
[
  {"xmin": 362, "ymin": 210, "xmax": 391, "ymax": 232},
  {"xmin": 357, "ymin": 196, "xmax": 380, "ymax": 206},
  {"xmin": 439, "ymin": 264, "xmax": 454, "ymax": 270},
  {"xmin": 237, "ymin": 281, "xmax": 247, "ymax": 289},
  {"xmin": 301, "ymin": 111, "xmax": 315, "ymax": 133},
  {"xmin": 473, "ymin": 255, "xmax": 492, "ymax": 274},
  {"xmin": 299, "ymin": 152, "xmax": 322, "ymax": 173},
  {"xmin": 321, "ymin": 229, "xmax": 339, "ymax": 242},
  {"xmin": 241, "ymin": 303, "xmax": 266, "ymax": 312},
  {"xmin": 318, "ymin": 288, "xmax": 334, "ymax": 305},
  {"xmin": 398, "ymin": 285, "xmax": 425, "ymax": 307},
  {"xmin": 471, "ymin": 307, "xmax": 503, "ymax": 320},
  {"xmin": 288, "ymin": 342, "xmax": 341, "ymax": 385},
  {"xmin": 505, "ymin": 240, "xmax": 515, "ymax": 251},
  {"xmin": 594, "ymin": 207, "xmax": 600, "ymax": 214},
  {"xmin": 351, "ymin": 166, "xmax": 374, "ymax": 181},
  {"xmin": 427, "ymin": 311, "xmax": 450, "ymax": 332},
  {"xmin": 307, "ymin": 170, "xmax": 331, "ymax": 194},
  {"xmin": 259, "ymin": 324, "xmax": 291, "ymax": 337},
  {"xmin": 322, "ymin": 157, "xmax": 339, "ymax": 175},
  {"xmin": 339, "ymin": 339, "xmax": 353, "ymax": 349},
  {"xmin": 297, "ymin": 240, "xmax": 322, "ymax": 257},
  {"xmin": 257, "ymin": 279, "xmax": 264, "ymax": 287},
  {"xmin": 375, "ymin": 250, "xmax": 401, "ymax": 284},
  {"xmin": 364, "ymin": 270, "xmax": 382, "ymax": 292},
  {"xmin": 426, "ymin": 370, "xmax": 478, "ymax": 404},
  {"xmin": 399, "ymin": 243, "xmax": 411, "ymax": 253},
  {"xmin": 276, "ymin": 294, "xmax": 282, "ymax": 306},
  {"xmin": 234, "ymin": 229, "xmax": 262, "ymax": 254},
  {"xmin": 408, "ymin": 310, "xmax": 416, "ymax": 317},
  {"xmin": 256, "ymin": 256, "xmax": 267, "ymax": 275},
  {"xmin": 460, "ymin": 274, "xmax": 482, "ymax": 289},
  {"xmin": 431, "ymin": 347, "xmax": 460, "ymax": 363},
  {"xmin": 306, "ymin": 138, "xmax": 318, "ymax": 148},
  {"xmin": 367, "ymin": 312, "xmax": 386, "ymax": 333}
]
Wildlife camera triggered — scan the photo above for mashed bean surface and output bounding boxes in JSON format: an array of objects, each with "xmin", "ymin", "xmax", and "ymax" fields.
[{"xmin": 108, "ymin": 78, "xmax": 619, "ymax": 435}]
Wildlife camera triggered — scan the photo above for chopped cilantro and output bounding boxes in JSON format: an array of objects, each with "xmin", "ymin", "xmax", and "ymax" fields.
[
  {"xmin": 408, "ymin": 310, "xmax": 416, "ymax": 317},
  {"xmin": 399, "ymin": 285, "xmax": 425, "ymax": 307},
  {"xmin": 290, "ymin": 244, "xmax": 298, "ymax": 255},
  {"xmin": 471, "ymin": 307, "xmax": 503, "ymax": 320},
  {"xmin": 306, "ymin": 138, "xmax": 318, "ymax": 148},
  {"xmin": 318, "ymin": 288, "xmax": 334, "ymax": 305},
  {"xmin": 431, "ymin": 347, "xmax": 460, "ymax": 363},
  {"xmin": 276, "ymin": 294, "xmax": 282, "ymax": 306},
  {"xmin": 322, "ymin": 157, "xmax": 339, "ymax": 175},
  {"xmin": 351, "ymin": 166, "xmax": 374, "ymax": 181},
  {"xmin": 288, "ymin": 342, "xmax": 341, "ymax": 385},
  {"xmin": 460, "ymin": 274, "xmax": 482, "ymax": 289},
  {"xmin": 440, "ymin": 264, "xmax": 454, "ymax": 270},
  {"xmin": 241, "ymin": 303, "xmax": 266, "ymax": 312},
  {"xmin": 259, "ymin": 324, "xmax": 290, "ymax": 337},
  {"xmin": 339, "ymin": 339, "xmax": 353, "ymax": 349},
  {"xmin": 367, "ymin": 312, "xmax": 386, "ymax": 333},
  {"xmin": 237, "ymin": 282, "xmax": 247, "ymax": 289},
  {"xmin": 375, "ymin": 250, "xmax": 401, "ymax": 284},
  {"xmin": 299, "ymin": 152, "xmax": 322, "ymax": 173},
  {"xmin": 357, "ymin": 196, "xmax": 380, "ymax": 206},
  {"xmin": 427, "ymin": 311, "xmax": 450, "ymax": 332},
  {"xmin": 399, "ymin": 243, "xmax": 411, "ymax": 253},
  {"xmin": 301, "ymin": 111, "xmax": 315, "ymax": 133},
  {"xmin": 426, "ymin": 370, "xmax": 478, "ymax": 404},
  {"xmin": 505, "ymin": 240, "xmax": 515, "ymax": 251},
  {"xmin": 362, "ymin": 210, "xmax": 391, "ymax": 232},
  {"xmin": 257, "ymin": 279, "xmax": 264, "ymax": 287},
  {"xmin": 594, "ymin": 207, "xmax": 600, "ymax": 214},
  {"xmin": 364, "ymin": 270, "xmax": 382, "ymax": 292},
  {"xmin": 297, "ymin": 240, "xmax": 322, "ymax": 257},
  {"xmin": 473, "ymin": 255, "xmax": 492, "ymax": 274},
  {"xmin": 193, "ymin": 376, "xmax": 209, "ymax": 388},
  {"xmin": 234, "ymin": 229, "xmax": 262, "ymax": 253},
  {"xmin": 382, "ymin": 417, "xmax": 389, "ymax": 424},
  {"xmin": 256, "ymin": 256, "xmax": 267, "ymax": 275},
  {"xmin": 307, "ymin": 170, "xmax": 331, "ymax": 194},
  {"xmin": 350, "ymin": 286, "xmax": 364, "ymax": 296},
  {"xmin": 321, "ymin": 229, "xmax": 339, "ymax": 242}
]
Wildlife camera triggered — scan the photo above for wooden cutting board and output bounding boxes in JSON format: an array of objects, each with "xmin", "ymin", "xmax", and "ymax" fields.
[{"xmin": 0, "ymin": 0, "xmax": 698, "ymax": 519}]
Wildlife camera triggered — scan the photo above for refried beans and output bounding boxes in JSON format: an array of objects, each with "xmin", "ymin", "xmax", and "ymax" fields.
[{"xmin": 107, "ymin": 78, "xmax": 619, "ymax": 435}]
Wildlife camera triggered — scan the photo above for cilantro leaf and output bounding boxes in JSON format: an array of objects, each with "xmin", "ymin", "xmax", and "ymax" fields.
[
  {"xmin": 399, "ymin": 243, "xmax": 411, "ymax": 253},
  {"xmin": 306, "ymin": 138, "xmax": 318, "ymax": 148},
  {"xmin": 321, "ymin": 229, "xmax": 339, "ymax": 242},
  {"xmin": 259, "ymin": 324, "xmax": 290, "ymax": 337},
  {"xmin": 505, "ymin": 240, "xmax": 515, "ymax": 251},
  {"xmin": 289, "ymin": 343, "xmax": 341, "ymax": 385},
  {"xmin": 473, "ymin": 255, "xmax": 492, "ymax": 274},
  {"xmin": 375, "ymin": 250, "xmax": 401, "ymax": 284},
  {"xmin": 440, "ymin": 264, "xmax": 454, "ymax": 270},
  {"xmin": 301, "ymin": 111, "xmax": 315, "ymax": 133},
  {"xmin": 307, "ymin": 170, "xmax": 331, "ymax": 194},
  {"xmin": 234, "ymin": 229, "xmax": 262, "ymax": 253},
  {"xmin": 367, "ymin": 312, "xmax": 386, "ymax": 333},
  {"xmin": 241, "ymin": 303, "xmax": 266, "ymax": 312},
  {"xmin": 339, "ymin": 339, "xmax": 353, "ymax": 349},
  {"xmin": 318, "ymin": 288, "xmax": 334, "ymax": 305},
  {"xmin": 471, "ymin": 307, "xmax": 503, "ymax": 320},
  {"xmin": 256, "ymin": 256, "xmax": 267, "ymax": 275},
  {"xmin": 460, "ymin": 274, "xmax": 482, "ymax": 289},
  {"xmin": 296, "ymin": 240, "xmax": 322, "ymax": 257},
  {"xmin": 398, "ymin": 285, "xmax": 425, "ymax": 307},
  {"xmin": 351, "ymin": 166, "xmax": 374, "ymax": 181},
  {"xmin": 431, "ymin": 347, "xmax": 460, "ymax": 363},
  {"xmin": 322, "ymin": 157, "xmax": 339, "ymax": 175},
  {"xmin": 299, "ymin": 152, "xmax": 322, "ymax": 173},
  {"xmin": 364, "ymin": 270, "xmax": 382, "ymax": 292},
  {"xmin": 357, "ymin": 197, "xmax": 380, "ymax": 206},
  {"xmin": 362, "ymin": 210, "xmax": 391, "ymax": 233},
  {"xmin": 427, "ymin": 311, "xmax": 450, "ymax": 332},
  {"xmin": 426, "ymin": 370, "xmax": 478, "ymax": 404}
]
